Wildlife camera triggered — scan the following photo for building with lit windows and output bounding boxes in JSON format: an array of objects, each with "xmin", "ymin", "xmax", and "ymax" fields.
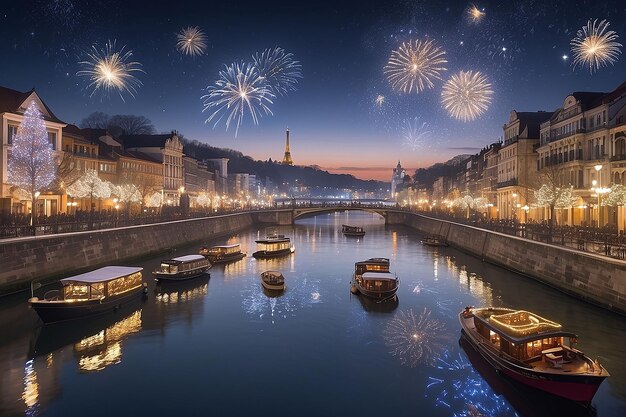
[
  {"xmin": 390, "ymin": 160, "xmax": 405, "ymax": 200},
  {"xmin": 0, "ymin": 86, "xmax": 66, "ymax": 216}
]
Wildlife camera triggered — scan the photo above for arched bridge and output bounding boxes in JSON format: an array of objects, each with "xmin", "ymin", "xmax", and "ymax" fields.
[{"xmin": 291, "ymin": 205, "xmax": 393, "ymax": 222}]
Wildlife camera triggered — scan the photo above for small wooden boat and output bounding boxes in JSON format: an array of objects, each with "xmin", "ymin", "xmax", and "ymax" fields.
[
  {"xmin": 153, "ymin": 254, "xmax": 211, "ymax": 282},
  {"xmin": 28, "ymin": 266, "xmax": 147, "ymax": 324},
  {"xmin": 199, "ymin": 244, "xmax": 246, "ymax": 264},
  {"xmin": 253, "ymin": 234, "xmax": 295, "ymax": 259},
  {"xmin": 261, "ymin": 270, "xmax": 285, "ymax": 291},
  {"xmin": 421, "ymin": 235, "xmax": 448, "ymax": 246},
  {"xmin": 351, "ymin": 258, "xmax": 398, "ymax": 300},
  {"xmin": 459, "ymin": 307, "xmax": 609, "ymax": 404},
  {"xmin": 342, "ymin": 224, "xmax": 365, "ymax": 237}
]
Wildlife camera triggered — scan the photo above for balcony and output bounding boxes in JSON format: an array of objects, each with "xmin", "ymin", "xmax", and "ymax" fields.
[
  {"xmin": 610, "ymin": 154, "xmax": 626, "ymax": 162},
  {"xmin": 549, "ymin": 128, "xmax": 586, "ymax": 142},
  {"xmin": 504, "ymin": 135, "xmax": 519, "ymax": 146},
  {"xmin": 497, "ymin": 179, "xmax": 517, "ymax": 188}
]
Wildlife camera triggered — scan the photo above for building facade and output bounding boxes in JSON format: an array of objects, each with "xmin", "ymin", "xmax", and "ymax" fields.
[{"xmin": 390, "ymin": 160, "xmax": 405, "ymax": 200}]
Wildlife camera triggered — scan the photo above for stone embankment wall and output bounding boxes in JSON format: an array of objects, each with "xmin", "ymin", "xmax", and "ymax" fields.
[
  {"xmin": 0, "ymin": 210, "xmax": 290, "ymax": 294},
  {"xmin": 387, "ymin": 211, "xmax": 626, "ymax": 315}
]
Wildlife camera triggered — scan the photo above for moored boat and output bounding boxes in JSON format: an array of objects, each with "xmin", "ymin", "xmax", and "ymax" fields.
[
  {"xmin": 342, "ymin": 224, "xmax": 365, "ymax": 237},
  {"xmin": 199, "ymin": 244, "xmax": 246, "ymax": 264},
  {"xmin": 153, "ymin": 254, "xmax": 211, "ymax": 282},
  {"xmin": 28, "ymin": 266, "xmax": 147, "ymax": 324},
  {"xmin": 261, "ymin": 270, "xmax": 285, "ymax": 291},
  {"xmin": 252, "ymin": 234, "xmax": 295, "ymax": 259},
  {"xmin": 459, "ymin": 306, "xmax": 609, "ymax": 404},
  {"xmin": 421, "ymin": 235, "xmax": 448, "ymax": 246},
  {"xmin": 351, "ymin": 258, "xmax": 398, "ymax": 300}
]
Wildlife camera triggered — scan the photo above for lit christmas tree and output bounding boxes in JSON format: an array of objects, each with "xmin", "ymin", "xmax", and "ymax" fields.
[
  {"xmin": 602, "ymin": 184, "xmax": 626, "ymax": 206},
  {"xmin": 113, "ymin": 183, "xmax": 142, "ymax": 215},
  {"xmin": 146, "ymin": 192, "xmax": 164, "ymax": 208},
  {"xmin": 65, "ymin": 169, "xmax": 112, "ymax": 211},
  {"xmin": 7, "ymin": 101, "xmax": 57, "ymax": 224},
  {"xmin": 196, "ymin": 192, "xmax": 211, "ymax": 209}
]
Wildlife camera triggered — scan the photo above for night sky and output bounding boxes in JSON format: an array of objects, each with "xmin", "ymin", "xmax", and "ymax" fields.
[{"xmin": 1, "ymin": 0, "xmax": 625, "ymax": 180}]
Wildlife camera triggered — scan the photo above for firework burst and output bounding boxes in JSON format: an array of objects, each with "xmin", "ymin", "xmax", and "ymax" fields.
[
  {"xmin": 402, "ymin": 117, "xmax": 432, "ymax": 151},
  {"xmin": 383, "ymin": 308, "xmax": 446, "ymax": 367},
  {"xmin": 176, "ymin": 26, "xmax": 208, "ymax": 57},
  {"xmin": 466, "ymin": 5, "xmax": 485, "ymax": 24},
  {"xmin": 77, "ymin": 40, "xmax": 144, "ymax": 101},
  {"xmin": 384, "ymin": 39, "xmax": 447, "ymax": 94},
  {"xmin": 441, "ymin": 70, "xmax": 493, "ymax": 122},
  {"xmin": 252, "ymin": 47, "xmax": 302, "ymax": 96},
  {"xmin": 571, "ymin": 19, "xmax": 622, "ymax": 73},
  {"xmin": 201, "ymin": 62, "xmax": 275, "ymax": 136},
  {"xmin": 375, "ymin": 95, "xmax": 385, "ymax": 108}
]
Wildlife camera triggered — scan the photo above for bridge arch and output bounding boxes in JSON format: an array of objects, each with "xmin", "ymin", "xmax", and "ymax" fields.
[{"xmin": 291, "ymin": 206, "xmax": 390, "ymax": 222}]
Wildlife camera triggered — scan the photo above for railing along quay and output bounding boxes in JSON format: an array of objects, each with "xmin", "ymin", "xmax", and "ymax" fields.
[{"xmin": 2, "ymin": 203, "xmax": 625, "ymax": 261}]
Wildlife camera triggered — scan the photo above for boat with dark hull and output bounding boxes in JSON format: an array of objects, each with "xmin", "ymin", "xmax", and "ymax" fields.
[
  {"xmin": 253, "ymin": 235, "xmax": 295, "ymax": 259},
  {"xmin": 341, "ymin": 224, "xmax": 365, "ymax": 237},
  {"xmin": 153, "ymin": 254, "xmax": 210, "ymax": 282},
  {"xmin": 261, "ymin": 270, "xmax": 285, "ymax": 291},
  {"xmin": 459, "ymin": 307, "xmax": 608, "ymax": 404},
  {"xmin": 351, "ymin": 258, "xmax": 398, "ymax": 301},
  {"xmin": 28, "ymin": 266, "xmax": 147, "ymax": 324},
  {"xmin": 199, "ymin": 244, "xmax": 246, "ymax": 264}
]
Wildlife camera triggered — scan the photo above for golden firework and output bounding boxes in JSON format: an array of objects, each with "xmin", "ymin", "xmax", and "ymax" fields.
[
  {"xmin": 571, "ymin": 19, "xmax": 622, "ymax": 73},
  {"xmin": 384, "ymin": 39, "xmax": 447, "ymax": 94},
  {"xmin": 467, "ymin": 5, "xmax": 485, "ymax": 23},
  {"xmin": 441, "ymin": 70, "xmax": 493, "ymax": 122},
  {"xmin": 176, "ymin": 26, "xmax": 208, "ymax": 57}
]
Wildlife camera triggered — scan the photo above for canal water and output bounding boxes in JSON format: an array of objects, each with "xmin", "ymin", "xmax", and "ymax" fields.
[{"xmin": 0, "ymin": 211, "xmax": 624, "ymax": 417}]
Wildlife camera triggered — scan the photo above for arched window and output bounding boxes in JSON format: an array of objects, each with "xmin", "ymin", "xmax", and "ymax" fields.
[{"xmin": 615, "ymin": 135, "xmax": 626, "ymax": 159}]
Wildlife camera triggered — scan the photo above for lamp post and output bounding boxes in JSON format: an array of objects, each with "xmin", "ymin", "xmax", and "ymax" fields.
[
  {"xmin": 511, "ymin": 192, "xmax": 518, "ymax": 221},
  {"xmin": 594, "ymin": 164, "xmax": 603, "ymax": 227}
]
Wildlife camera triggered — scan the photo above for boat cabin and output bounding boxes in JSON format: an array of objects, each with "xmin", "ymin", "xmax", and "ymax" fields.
[
  {"xmin": 472, "ymin": 309, "xmax": 578, "ymax": 363},
  {"xmin": 354, "ymin": 258, "xmax": 390, "ymax": 276},
  {"xmin": 342, "ymin": 225, "xmax": 364, "ymax": 234},
  {"xmin": 360, "ymin": 272, "xmax": 397, "ymax": 292},
  {"xmin": 205, "ymin": 244, "xmax": 241, "ymax": 256},
  {"xmin": 257, "ymin": 240, "xmax": 292, "ymax": 252},
  {"xmin": 61, "ymin": 266, "xmax": 144, "ymax": 301},
  {"xmin": 159, "ymin": 255, "xmax": 209, "ymax": 274}
]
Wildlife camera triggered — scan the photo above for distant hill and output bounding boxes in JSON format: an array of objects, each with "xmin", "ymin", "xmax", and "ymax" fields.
[
  {"xmin": 182, "ymin": 139, "xmax": 385, "ymax": 191},
  {"xmin": 413, "ymin": 154, "xmax": 470, "ymax": 189}
]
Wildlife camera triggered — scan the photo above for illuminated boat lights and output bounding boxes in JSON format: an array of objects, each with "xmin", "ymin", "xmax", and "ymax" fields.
[{"xmin": 488, "ymin": 310, "xmax": 561, "ymax": 337}]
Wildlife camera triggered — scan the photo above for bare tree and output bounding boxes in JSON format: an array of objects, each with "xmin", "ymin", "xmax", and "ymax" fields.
[
  {"xmin": 109, "ymin": 115, "xmax": 156, "ymax": 136},
  {"xmin": 79, "ymin": 112, "xmax": 110, "ymax": 129}
]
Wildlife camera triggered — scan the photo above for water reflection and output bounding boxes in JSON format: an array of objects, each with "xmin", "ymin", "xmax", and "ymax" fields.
[
  {"xmin": 74, "ymin": 310, "xmax": 142, "ymax": 372},
  {"xmin": 383, "ymin": 308, "xmax": 447, "ymax": 367},
  {"xmin": 241, "ymin": 272, "xmax": 321, "ymax": 324},
  {"xmin": 356, "ymin": 294, "xmax": 399, "ymax": 313},
  {"xmin": 22, "ymin": 359, "xmax": 39, "ymax": 416}
]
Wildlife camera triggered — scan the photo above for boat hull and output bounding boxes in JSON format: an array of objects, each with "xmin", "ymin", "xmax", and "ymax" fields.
[
  {"xmin": 29, "ymin": 285, "xmax": 147, "ymax": 324},
  {"xmin": 153, "ymin": 266, "xmax": 210, "ymax": 282},
  {"xmin": 252, "ymin": 248, "xmax": 293, "ymax": 259},
  {"xmin": 261, "ymin": 282, "xmax": 285, "ymax": 291},
  {"xmin": 353, "ymin": 281, "xmax": 398, "ymax": 300},
  {"xmin": 460, "ymin": 317, "xmax": 607, "ymax": 404},
  {"xmin": 207, "ymin": 252, "xmax": 246, "ymax": 264}
]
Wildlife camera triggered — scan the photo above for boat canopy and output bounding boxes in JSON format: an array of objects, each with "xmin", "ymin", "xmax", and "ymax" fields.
[
  {"xmin": 262, "ymin": 270, "xmax": 283, "ymax": 278},
  {"xmin": 171, "ymin": 255, "xmax": 207, "ymax": 263},
  {"xmin": 256, "ymin": 237, "xmax": 290, "ymax": 244},
  {"xmin": 362, "ymin": 272, "xmax": 396, "ymax": 281},
  {"xmin": 211, "ymin": 244, "xmax": 240, "ymax": 249},
  {"xmin": 355, "ymin": 258, "xmax": 389, "ymax": 266},
  {"xmin": 61, "ymin": 266, "xmax": 143, "ymax": 284},
  {"xmin": 473, "ymin": 308, "xmax": 578, "ymax": 344}
]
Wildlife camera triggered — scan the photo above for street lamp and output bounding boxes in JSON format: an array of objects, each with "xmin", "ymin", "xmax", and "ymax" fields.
[{"xmin": 593, "ymin": 165, "xmax": 603, "ymax": 227}]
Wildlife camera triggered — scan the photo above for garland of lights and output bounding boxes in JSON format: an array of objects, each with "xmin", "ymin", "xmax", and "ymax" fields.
[
  {"xmin": 66, "ymin": 169, "xmax": 112, "ymax": 200},
  {"xmin": 488, "ymin": 310, "xmax": 562, "ymax": 337},
  {"xmin": 532, "ymin": 184, "xmax": 577, "ymax": 209},
  {"xmin": 7, "ymin": 101, "xmax": 57, "ymax": 200},
  {"xmin": 602, "ymin": 184, "xmax": 626, "ymax": 206}
]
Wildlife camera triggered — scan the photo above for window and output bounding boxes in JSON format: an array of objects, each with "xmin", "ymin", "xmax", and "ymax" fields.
[
  {"xmin": 7, "ymin": 125, "xmax": 18, "ymax": 144},
  {"xmin": 47, "ymin": 131, "xmax": 57, "ymax": 150}
]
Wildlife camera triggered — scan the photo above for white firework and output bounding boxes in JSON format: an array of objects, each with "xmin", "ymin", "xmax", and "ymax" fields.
[
  {"xmin": 176, "ymin": 26, "xmax": 207, "ymax": 57},
  {"xmin": 441, "ymin": 70, "xmax": 493, "ymax": 122},
  {"xmin": 77, "ymin": 40, "xmax": 144, "ymax": 101},
  {"xmin": 375, "ymin": 95, "xmax": 385, "ymax": 108},
  {"xmin": 571, "ymin": 19, "xmax": 622, "ymax": 73},
  {"xmin": 402, "ymin": 117, "xmax": 432, "ymax": 151},
  {"xmin": 201, "ymin": 62, "xmax": 275, "ymax": 136},
  {"xmin": 384, "ymin": 39, "xmax": 447, "ymax": 94},
  {"xmin": 252, "ymin": 47, "xmax": 302, "ymax": 96}
]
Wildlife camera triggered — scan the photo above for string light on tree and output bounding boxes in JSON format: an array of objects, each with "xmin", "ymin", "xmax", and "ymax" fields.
[
  {"xmin": 7, "ymin": 101, "xmax": 57, "ymax": 224},
  {"xmin": 65, "ymin": 169, "xmax": 112, "ymax": 211}
]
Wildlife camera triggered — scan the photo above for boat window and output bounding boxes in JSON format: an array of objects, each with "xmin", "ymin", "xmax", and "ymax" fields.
[
  {"xmin": 108, "ymin": 272, "xmax": 143, "ymax": 296},
  {"xmin": 160, "ymin": 264, "xmax": 171, "ymax": 273},
  {"xmin": 526, "ymin": 339, "xmax": 543, "ymax": 358},
  {"xmin": 489, "ymin": 330, "xmax": 500, "ymax": 347},
  {"xmin": 91, "ymin": 283, "xmax": 105, "ymax": 298},
  {"xmin": 64, "ymin": 284, "xmax": 90, "ymax": 300}
]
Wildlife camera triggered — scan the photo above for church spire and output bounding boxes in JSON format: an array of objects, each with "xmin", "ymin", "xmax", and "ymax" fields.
[{"xmin": 282, "ymin": 127, "xmax": 293, "ymax": 165}]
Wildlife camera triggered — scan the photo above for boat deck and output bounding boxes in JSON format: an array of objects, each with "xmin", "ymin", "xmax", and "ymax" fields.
[{"xmin": 461, "ymin": 314, "xmax": 603, "ymax": 376}]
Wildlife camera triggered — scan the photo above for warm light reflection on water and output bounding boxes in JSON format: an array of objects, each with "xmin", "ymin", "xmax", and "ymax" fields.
[
  {"xmin": 1, "ymin": 212, "xmax": 624, "ymax": 416},
  {"xmin": 74, "ymin": 310, "xmax": 142, "ymax": 372}
]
